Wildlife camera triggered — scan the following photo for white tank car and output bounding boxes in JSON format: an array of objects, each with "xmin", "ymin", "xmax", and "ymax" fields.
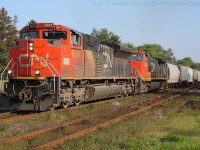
[
  {"xmin": 198, "ymin": 70, "xmax": 200, "ymax": 82},
  {"xmin": 187, "ymin": 67, "xmax": 194, "ymax": 83},
  {"xmin": 167, "ymin": 63, "xmax": 180, "ymax": 84},
  {"xmin": 193, "ymin": 70, "xmax": 199, "ymax": 81},
  {"xmin": 179, "ymin": 65, "xmax": 189, "ymax": 82}
]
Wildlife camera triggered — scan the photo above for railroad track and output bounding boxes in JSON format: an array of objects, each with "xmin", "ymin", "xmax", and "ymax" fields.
[
  {"xmin": 0, "ymin": 94, "xmax": 162, "ymax": 143},
  {"xmin": 1, "ymin": 86, "xmax": 197, "ymax": 149},
  {"xmin": 33, "ymin": 87, "xmax": 199, "ymax": 149},
  {"xmin": 0, "ymin": 87, "xmax": 178, "ymax": 124},
  {"xmin": 0, "ymin": 86, "xmax": 195, "ymax": 125},
  {"xmin": 0, "ymin": 92, "xmax": 162, "ymax": 125}
]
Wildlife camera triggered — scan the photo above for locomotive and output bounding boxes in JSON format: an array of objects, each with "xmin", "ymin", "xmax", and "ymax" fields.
[{"xmin": 0, "ymin": 22, "xmax": 199, "ymax": 111}]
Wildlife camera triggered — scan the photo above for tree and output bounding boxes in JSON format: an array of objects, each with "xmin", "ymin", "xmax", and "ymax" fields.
[
  {"xmin": 161, "ymin": 48, "xmax": 176, "ymax": 62},
  {"xmin": 192, "ymin": 62, "xmax": 200, "ymax": 70},
  {"xmin": 122, "ymin": 42, "xmax": 135, "ymax": 50},
  {"xmin": 27, "ymin": 19, "xmax": 37, "ymax": 26},
  {"xmin": 0, "ymin": 7, "xmax": 18, "ymax": 71},
  {"xmin": 91, "ymin": 28, "xmax": 121, "ymax": 44},
  {"xmin": 137, "ymin": 44, "xmax": 164, "ymax": 58},
  {"xmin": 177, "ymin": 57, "xmax": 194, "ymax": 67}
]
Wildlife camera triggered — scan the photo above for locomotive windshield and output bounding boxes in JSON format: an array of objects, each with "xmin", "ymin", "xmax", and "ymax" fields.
[
  {"xmin": 22, "ymin": 32, "xmax": 38, "ymax": 39},
  {"xmin": 43, "ymin": 31, "xmax": 67, "ymax": 40},
  {"xmin": 130, "ymin": 54, "xmax": 143, "ymax": 62}
]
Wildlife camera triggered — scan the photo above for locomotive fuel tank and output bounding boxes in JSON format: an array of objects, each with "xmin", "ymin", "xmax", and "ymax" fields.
[
  {"xmin": 148, "ymin": 82, "xmax": 161, "ymax": 91},
  {"xmin": 87, "ymin": 85, "xmax": 122, "ymax": 101}
]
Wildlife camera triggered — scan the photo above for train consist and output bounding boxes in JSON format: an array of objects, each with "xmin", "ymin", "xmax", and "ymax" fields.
[{"xmin": 0, "ymin": 22, "xmax": 200, "ymax": 111}]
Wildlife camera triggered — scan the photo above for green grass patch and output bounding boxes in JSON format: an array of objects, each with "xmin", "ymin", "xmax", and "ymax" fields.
[
  {"xmin": 160, "ymin": 134, "xmax": 184, "ymax": 143},
  {"xmin": 59, "ymin": 95, "xmax": 200, "ymax": 150},
  {"xmin": 193, "ymin": 96, "xmax": 200, "ymax": 101},
  {"xmin": 0, "ymin": 125, "xmax": 9, "ymax": 132}
]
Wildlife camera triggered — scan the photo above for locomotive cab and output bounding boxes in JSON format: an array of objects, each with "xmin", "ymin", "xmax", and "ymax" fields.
[
  {"xmin": 3, "ymin": 23, "xmax": 86, "ymax": 111},
  {"xmin": 130, "ymin": 51, "xmax": 151, "ymax": 79},
  {"xmin": 130, "ymin": 51, "xmax": 167, "ymax": 91}
]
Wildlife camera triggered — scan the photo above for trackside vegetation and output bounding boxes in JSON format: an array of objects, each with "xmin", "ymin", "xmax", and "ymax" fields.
[{"xmin": 59, "ymin": 95, "xmax": 200, "ymax": 150}]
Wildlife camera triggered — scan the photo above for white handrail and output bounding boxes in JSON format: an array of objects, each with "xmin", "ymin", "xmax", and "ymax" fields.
[
  {"xmin": 49, "ymin": 62, "xmax": 60, "ymax": 77},
  {"xmin": 0, "ymin": 58, "xmax": 13, "ymax": 82},
  {"xmin": 40, "ymin": 57, "xmax": 56, "ymax": 93}
]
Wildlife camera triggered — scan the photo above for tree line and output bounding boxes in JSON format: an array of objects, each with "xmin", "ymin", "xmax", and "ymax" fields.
[{"xmin": 0, "ymin": 7, "xmax": 200, "ymax": 72}]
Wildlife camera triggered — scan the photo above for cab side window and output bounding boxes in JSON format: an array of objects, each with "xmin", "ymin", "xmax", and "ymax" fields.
[{"xmin": 71, "ymin": 32, "xmax": 81, "ymax": 46}]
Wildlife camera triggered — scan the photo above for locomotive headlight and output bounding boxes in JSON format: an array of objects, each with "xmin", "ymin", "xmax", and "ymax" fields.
[
  {"xmin": 35, "ymin": 70, "xmax": 40, "ymax": 75},
  {"xmin": 29, "ymin": 47, "xmax": 34, "ymax": 51},
  {"xmin": 29, "ymin": 42, "xmax": 34, "ymax": 51},
  {"xmin": 8, "ymin": 70, "xmax": 12, "ymax": 74},
  {"xmin": 29, "ymin": 43, "xmax": 34, "ymax": 47}
]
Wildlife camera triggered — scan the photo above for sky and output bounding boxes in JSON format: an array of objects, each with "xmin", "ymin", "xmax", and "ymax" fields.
[{"xmin": 1, "ymin": 0, "xmax": 200, "ymax": 62}]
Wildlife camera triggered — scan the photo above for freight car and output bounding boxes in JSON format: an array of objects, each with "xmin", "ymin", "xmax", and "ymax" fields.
[
  {"xmin": 0, "ymin": 22, "xmax": 199, "ymax": 111},
  {"xmin": 193, "ymin": 70, "xmax": 200, "ymax": 83}
]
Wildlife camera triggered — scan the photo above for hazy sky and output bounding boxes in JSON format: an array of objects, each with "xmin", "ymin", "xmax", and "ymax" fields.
[{"xmin": 1, "ymin": 0, "xmax": 200, "ymax": 62}]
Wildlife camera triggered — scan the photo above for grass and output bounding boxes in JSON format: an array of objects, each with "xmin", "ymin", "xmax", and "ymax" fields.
[
  {"xmin": 59, "ymin": 95, "xmax": 200, "ymax": 150},
  {"xmin": 193, "ymin": 97, "xmax": 200, "ymax": 101},
  {"xmin": 1, "ymin": 90, "xmax": 199, "ymax": 149},
  {"xmin": 0, "ymin": 92, "xmax": 150, "ymax": 139}
]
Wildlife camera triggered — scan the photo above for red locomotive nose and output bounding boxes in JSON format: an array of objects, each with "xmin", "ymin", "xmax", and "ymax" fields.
[{"xmin": 9, "ymin": 38, "xmax": 61, "ymax": 78}]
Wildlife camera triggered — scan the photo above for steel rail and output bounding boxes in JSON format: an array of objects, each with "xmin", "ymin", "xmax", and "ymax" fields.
[
  {"xmin": 0, "ymin": 95, "xmax": 164, "ymax": 144},
  {"xmin": 33, "ymin": 86, "xmax": 199, "ymax": 149},
  {"xmin": 0, "ymin": 85, "xmax": 196, "ymax": 125},
  {"xmin": 33, "ymin": 94, "xmax": 181, "ymax": 150},
  {"xmin": 0, "ymin": 95, "xmax": 140, "ymax": 125}
]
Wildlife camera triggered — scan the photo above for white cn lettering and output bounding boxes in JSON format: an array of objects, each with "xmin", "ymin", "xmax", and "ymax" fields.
[{"xmin": 19, "ymin": 54, "xmax": 49, "ymax": 67}]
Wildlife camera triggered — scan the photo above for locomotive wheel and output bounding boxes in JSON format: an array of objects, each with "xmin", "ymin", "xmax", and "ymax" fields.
[
  {"xmin": 61, "ymin": 102, "xmax": 69, "ymax": 109},
  {"xmin": 74, "ymin": 101, "xmax": 81, "ymax": 106},
  {"xmin": 49, "ymin": 106, "xmax": 55, "ymax": 111}
]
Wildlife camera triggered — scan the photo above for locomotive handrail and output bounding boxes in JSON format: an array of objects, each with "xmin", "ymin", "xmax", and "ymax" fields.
[
  {"xmin": 40, "ymin": 57, "xmax": 56, "ymax": 94},
  {"xmin": 48, "ymin": 62, "xmax": 61, "ymax": 77},
  {"xmin": 48, "ymin": 61, "xmax": 61, "ymax": 102},
  {"xmin": 0, "ymin": 58, "xmax": 14, "ymax": 82},
  {"xmin": 131, "ymin": 67, "xmax": 142, "ymax": 78}
]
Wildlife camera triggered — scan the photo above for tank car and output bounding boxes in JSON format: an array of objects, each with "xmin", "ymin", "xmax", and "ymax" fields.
[
  {"xmin": 166, "ymin": 62, "xmax": 180, "ymax": 86},
  {"xmin": 179, "ymin": 65, "xmax": 189, "ymax": 85},
  {"xmin": 187, "ymin": 67, "xmax": 194, "ymax": 83},
  {"xmin": 198, "ymin": 71, "xmax": 200, "ymax": 82},
  {"xmin": 193, "ymin": 70, "xmax": 198, "ymax": 83}
]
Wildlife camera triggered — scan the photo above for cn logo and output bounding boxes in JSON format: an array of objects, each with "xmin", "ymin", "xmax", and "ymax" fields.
[{"xmin": 19, "ymin": 54, "xmax": 49, "ymax": 67}]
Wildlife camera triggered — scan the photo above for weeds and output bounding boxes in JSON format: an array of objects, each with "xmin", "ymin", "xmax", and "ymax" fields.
[
  {"xmin": 0, "ymin": 125, "xmax": 8, "ymax": 132},
  {"xmin": 160, "ymin": 134, "xmax": 184, "ymax": 143},
  {"xmin": 59, "ymin": 95, "xmax": 200, "ymax": 150}
]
